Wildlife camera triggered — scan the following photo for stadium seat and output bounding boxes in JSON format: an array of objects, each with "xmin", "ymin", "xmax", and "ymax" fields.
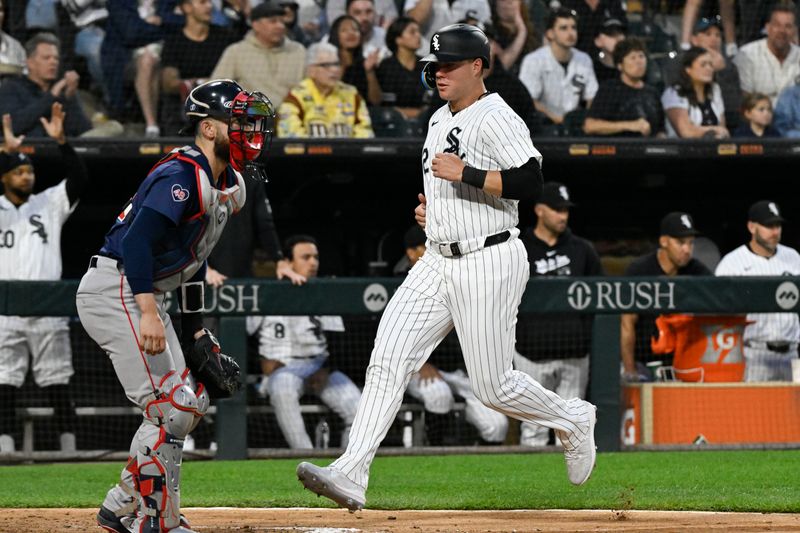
[{"xmin": 369, "ymin": 106, "xmax": 413, "ymax": 137}]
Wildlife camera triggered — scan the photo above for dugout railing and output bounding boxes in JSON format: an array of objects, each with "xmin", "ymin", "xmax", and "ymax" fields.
[{"xmin": 1, "ymin": 276, "xmax": 799, "ymax": 462}]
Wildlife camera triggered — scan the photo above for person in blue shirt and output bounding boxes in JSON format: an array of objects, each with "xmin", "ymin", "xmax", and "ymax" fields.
[{"xmin": 76, "ymin": 79, "xmax": 276, "ymax": 533}]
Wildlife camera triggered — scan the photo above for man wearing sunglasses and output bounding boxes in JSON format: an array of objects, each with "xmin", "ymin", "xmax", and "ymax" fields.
[{"xmin": 77, "ymin": 79, "xmax": 276, "ymax": 533}]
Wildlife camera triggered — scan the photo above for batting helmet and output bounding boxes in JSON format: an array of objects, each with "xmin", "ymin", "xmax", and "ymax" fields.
[
  {"xmin": 419, "ymin": 24, "xmax": 490, "ymax": 89},
  {"xmin": 183, "ymin": 79, "xmax": 276, "ymax": 181},
  {"xmin": 420, "ymin": 24, "xmax": 490, "ymax": 65}
]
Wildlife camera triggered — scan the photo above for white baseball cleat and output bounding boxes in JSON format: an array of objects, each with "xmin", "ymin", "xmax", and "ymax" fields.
[
  {"xmin": 296, "ymin": 462, "xmax": 366, "ymax": 512},
  {"xmin": 558, "ymin": 399, "xmax": 597, "ymax": 486}
]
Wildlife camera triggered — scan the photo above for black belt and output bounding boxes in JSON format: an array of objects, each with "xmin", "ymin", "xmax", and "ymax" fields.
[
  {"xmin": 89, "ymin": 255, "xmax": 123, "ymax": 269},
  {"xmin": 443, "ymin": 230, "xmax": 511, "ymax": 258},
  {"xmin": 745, "ymin": 340, "xmax": 793, "ymax": 353}
]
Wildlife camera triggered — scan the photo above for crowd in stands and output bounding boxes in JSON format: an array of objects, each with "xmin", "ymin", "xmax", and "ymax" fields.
[{"xmin": 4, "ymin": 0, "xmax": 800, "ymax": 139}]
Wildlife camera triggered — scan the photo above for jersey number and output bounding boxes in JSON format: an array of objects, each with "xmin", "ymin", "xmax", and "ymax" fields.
[
  {"xmin": 274, "ymin": 323, "xmax": 285, "ymax": 339},
  {"xmin": 422, "ymin": 148, "xmax": 430, "ymax": 175},
  {"xmin": 0, "ymin": 229, "xmax": 14, "ymax": 248}
]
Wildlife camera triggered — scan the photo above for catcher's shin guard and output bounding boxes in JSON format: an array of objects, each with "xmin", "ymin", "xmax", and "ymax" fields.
[{"xmin": 132, "ymin": 371, "xmax": 207, "ymax": 532}]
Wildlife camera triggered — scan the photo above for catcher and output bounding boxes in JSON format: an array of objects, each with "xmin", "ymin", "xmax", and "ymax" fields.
[{"xmin": 76, "ymin": 79, "xmax": 274, "ymax": 533}]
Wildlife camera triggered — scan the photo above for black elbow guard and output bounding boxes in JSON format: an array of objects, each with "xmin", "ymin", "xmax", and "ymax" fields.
[{"xmin": 500, "ymin": 157, "xmax": 543, "ymax": 201}]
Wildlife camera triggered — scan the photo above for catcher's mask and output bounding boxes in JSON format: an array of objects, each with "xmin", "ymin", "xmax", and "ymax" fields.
[
  {"xmin": 227, "ymin": 90, "xmax": 275, "ymax": 182},
  {"xmin": 183, "ymin": 79, "xmax": 276, "ymax": 182}
]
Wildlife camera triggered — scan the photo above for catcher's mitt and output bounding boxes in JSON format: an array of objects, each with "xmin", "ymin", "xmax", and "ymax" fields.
[{"xmin": 185, "ymin": 329, "xmax": 241, "ymax": 398}]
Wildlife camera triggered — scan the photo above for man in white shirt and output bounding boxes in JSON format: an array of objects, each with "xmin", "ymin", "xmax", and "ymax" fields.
[
  {"xmin": 733, "ymin": 5, "xmax": 800, "ymax": 104},
  {"xmin": 715, "ymin": 201, "xmax": 800, "ymax": 382},
  {"xmin": 519, "ymin": 7, "xmax": 598, "ymax": 125}
]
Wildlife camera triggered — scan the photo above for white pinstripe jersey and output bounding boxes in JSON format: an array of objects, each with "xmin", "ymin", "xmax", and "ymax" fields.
[
  {"xmin": 715, "ymin": 244, "xmax": 800, "ymax": 342},
  {"xmin": 0, "ymin": 180, "xmax": 75, "ymax": 280},
  {"xmin": 422, "ymin": 92, "xmax": 542, "ymax": 243},
  {"xmin": 248, "ymin": 315, "xmax": 345, "ymax": 363}
]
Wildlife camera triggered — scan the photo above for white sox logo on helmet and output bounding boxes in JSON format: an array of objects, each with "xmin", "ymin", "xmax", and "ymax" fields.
[{"xmin": 432, "ymin": 34, "xmax": 440, "ymax": 51}]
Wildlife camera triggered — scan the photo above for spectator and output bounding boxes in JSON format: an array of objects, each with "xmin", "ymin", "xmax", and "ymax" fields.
[
  {"xmin": 621, "ymin": 212, "xmax": 712, "ymax": 382},
  {"xmin": 514, "ymin": 182, "xmax": 603, "ymax": 447},
  {"xmin": 403, "ymin": 0, "xmax": 490, "ymax": 55},
  {"xmin": 519, "ymin": 7, "xmax": 598, "ymax": 126},
  {"xmin": 0, "ymin": 32, "xmax": 92, "ymax": 137},
  {"xmin": 583, "ymin": 37, "xmax": 664, "ymax": 137},
  {"xmin": 101, "ymin": 0, "xmax": 165, "ymax": 137},
  {"xmin": 211, "ymin": 0, "xmax": 306, "ymax": 108},
  {"xmin": 715, "ymin": 201, "xmax": 800, "ymax": 382},
  {"xmin": 0, "ymin": 106, "xmax": 87, "ymax": 454},
  {"xmin": 281, "ymin": 0, "xmax": 313, "ymax": 46},
  {"xmin": 0, "ymin": 0, "xmax": 26, "ymax": 78},
  {"xmin": 345, "ymin": 0, "xmax": 387, "ymax": 57},
  {"xmin": 734, "ymin": 5, "xmax": 800, "ymax": 105},
  {"xmin": 393, "ymin": 225, "xmax": 509, "ymax": 446},
  {"xmin": 666, "ymin": 15, "xmax": 742, "ymax": 129},
  {"xmin": 482, "ymin": 27, "xmax": 536, "ymax": 127},
  {"xmin": 773, "ymin": 82, "xmax": 800, "ymax": 137},
  {"xmin": 680, "ymin": 1, "xmax": 737, "ymax": 57},
  {"xmin": 326, "ymin": 0, "xmax": 397, "ymax": 34},
  {"xmin": 560, "ymin": 0, "xmax": 627, "ymax": 57},
  {"xmin": 160, "ymin": 0, "xmax": 235, "ymax": 134},
  {"xmin": 278, "ymin": 42, "xmax": 374, "ymax": 137},
  {"xmin": 376, "ymin": 16, "xmax": 430, "ymax": 118},
  {"xmin": 248, "ymin": 235, "xmax": 363, "ymax": 449},
  {"xmin": 592, "ymin": 18, "xmax": 625, "ymax": 83},
  {"xmin": 490, "ymin": 0, "xmax": 539, "ymax": 76},
  {"xmin": 736, "ymin": 91, "xmax": 780, "ymax": 138},
  {"xmin": 662, "ymin": 46, "xmax": 728, "ymax": 138},
  {"xmin": 328, "ymin": 14, "xmax": 382, "ymax": 105},
  {"xmin": 59, "ymin": 0, "xmax": 108, "ymax": 93}
]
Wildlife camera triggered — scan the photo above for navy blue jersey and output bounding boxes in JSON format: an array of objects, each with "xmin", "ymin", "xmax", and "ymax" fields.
[{"xmin": 100, "ymin": 145, "xmax": 244, "ymax": 289}]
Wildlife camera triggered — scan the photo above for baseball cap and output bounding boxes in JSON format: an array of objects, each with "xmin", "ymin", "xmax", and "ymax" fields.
[
  {"xmin": 660, "ymin": 212, "xmax": 700, "ymax": 237},
  {"xmin": 537, "ymin": 181, "xmax": 575, "ymax": 209},
  {"xmin": 693, "ymin": 15, "xmax": 722, "ymax": 34},
  {"xmin": 251, "ymin": 1, "xmax": 285, "ymax": 20},
  {"xmin": 748, "ymin": 200, "xmax": 786, "ymax": 225},
  {"xmin": 0, "ymin": 151, "xmax": 32, "ymax": 176},
  {"xmin": 403, "ymin": 225, "xmax": 426, "ymax": 249},
  {"xmin": 598, "ymin": 18, "xmax": 625, "ymax": 37}
]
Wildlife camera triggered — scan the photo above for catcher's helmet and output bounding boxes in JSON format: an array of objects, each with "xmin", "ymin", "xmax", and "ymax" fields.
[
  {"xmin": 419, "ymin": 24, "xmax": 490, "ymax": 89},
  {"xmin": 183, "ymin": 79, "xmax": 276, "ymax": 182}
]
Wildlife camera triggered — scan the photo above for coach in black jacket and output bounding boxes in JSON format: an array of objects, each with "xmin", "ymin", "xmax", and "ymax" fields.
[{"xmin": 515, "ymin": 181, "xmax": 604, "ymax": 447}]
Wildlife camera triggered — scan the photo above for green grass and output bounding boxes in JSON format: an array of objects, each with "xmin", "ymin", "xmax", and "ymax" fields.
[{"xmin": 1, "ymin": 450, "xmax": 798, "ymax": 512}]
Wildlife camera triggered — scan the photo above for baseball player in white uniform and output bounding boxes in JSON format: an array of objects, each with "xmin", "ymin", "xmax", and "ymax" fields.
[
  {"xmin": 297, "ymin": 24, "xmax": 597, "ymax": 512},
  {"xmin": 0, "ymin": 105, "xmax": 83, "ymax": 454},
  {"xmin": 518, "ymin": 7, "xmax": 598, "ymax": 125},
  {"xmin": 248, "ymin": 235, "xmax": 361, "ymax": 449},
  {"xmin": 715, "ymin": 200, "xmax": 800, "ymax": 381}
]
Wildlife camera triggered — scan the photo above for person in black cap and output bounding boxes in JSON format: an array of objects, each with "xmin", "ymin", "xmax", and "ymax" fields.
[
  {"xmin": 515, "ymin": 181, "xmax": 603, "ymax": 446},
  {"xmin": 620, "ymin": 212, "xmax": 711, "ymax": 382},
  {"xmin": 592, "ymin": 18, "xmax": 625, "ymax": 82},
  {"xmin": 715, "ymin": 201, "xmax": 800, "ymax": 382},
  {"xmin": 560, "ymin": 0, "xmax": 627, "ymax": 57},
  {"xmin": 0, "ymin": 105, "xmax": 87, "ymax": 454}
]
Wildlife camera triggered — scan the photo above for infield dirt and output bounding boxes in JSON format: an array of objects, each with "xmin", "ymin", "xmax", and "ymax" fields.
[{"xmin": 2, "ymin": 508, "xmax": 800, "ymax": 532}]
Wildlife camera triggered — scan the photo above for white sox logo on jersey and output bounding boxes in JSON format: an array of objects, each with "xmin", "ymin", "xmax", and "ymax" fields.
[
  {"xmin": 443, "ymin": 127, "xmax": 466, "ymax": 159},
  {"xmin": 29, "ymin": 214, "xmax": 48, "ymax": 243}
]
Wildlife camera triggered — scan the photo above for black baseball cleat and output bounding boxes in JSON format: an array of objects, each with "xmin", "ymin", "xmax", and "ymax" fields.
[{"xmin": 96, "ymin": 506, "xmax": 128, "ymax": 533}]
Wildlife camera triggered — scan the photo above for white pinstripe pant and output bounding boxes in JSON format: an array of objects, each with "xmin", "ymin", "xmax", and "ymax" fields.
[
  {"xmin": 743, "ymin": 347, "xmax": 799, "ymax": 382},
  {"xmin": 512, "ymin": 354, "xmax": 589, "ymax": 446},
  {"xmin": 332, "ymin": 237, "xmax": 591, "ymax": 489}
]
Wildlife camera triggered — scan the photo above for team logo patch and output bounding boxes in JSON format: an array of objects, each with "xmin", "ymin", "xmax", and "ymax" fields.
[
  {"xmin": 432, "ymin": 34, "xmax": 440, "ymax": 51},
  {"xmin": 171, "ymin": 184, "xmax": 190, "ymax": 202}
]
